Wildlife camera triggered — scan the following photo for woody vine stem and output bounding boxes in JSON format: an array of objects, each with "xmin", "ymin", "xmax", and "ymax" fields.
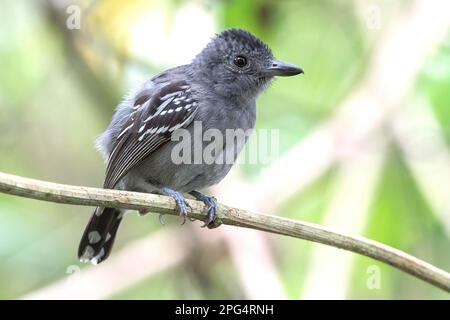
[{"xmin": 0, "ymin": 171, "xmax": 449, "ymax": 292}]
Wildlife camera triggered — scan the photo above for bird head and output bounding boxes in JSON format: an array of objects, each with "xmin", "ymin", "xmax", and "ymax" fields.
[{"xmin": 191, "ymin": 28, "xmax": 303, "ymax": 99}]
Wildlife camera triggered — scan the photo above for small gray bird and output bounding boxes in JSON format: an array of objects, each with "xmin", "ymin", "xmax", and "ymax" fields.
[{"xmin": 79, "ymin": 28, "xmax": 303, "ymax": 264}]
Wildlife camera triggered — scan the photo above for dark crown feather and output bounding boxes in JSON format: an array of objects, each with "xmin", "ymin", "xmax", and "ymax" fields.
[{"xmin": 216, "ymin": 28, "xmax": 272, "ymax": 55}]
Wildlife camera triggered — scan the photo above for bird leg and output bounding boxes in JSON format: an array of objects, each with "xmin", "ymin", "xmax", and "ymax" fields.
[
  {"xmin": 189, "ymin": 191, "xmax": 218, "ymax": 228},
  {"xmin": 162, "ymin": 187, "xmax": 192, "ymax": 225}
]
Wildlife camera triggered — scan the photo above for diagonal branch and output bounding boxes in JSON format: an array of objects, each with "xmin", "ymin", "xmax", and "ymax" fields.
[{"xmin": 0, "ymin": 171, "xmax": 449, "ymax": 293}]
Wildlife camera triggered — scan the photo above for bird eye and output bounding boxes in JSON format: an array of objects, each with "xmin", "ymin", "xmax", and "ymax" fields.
[{"xmin": 233, "ymin": 55, "xmax": 248, "ymax": 68}]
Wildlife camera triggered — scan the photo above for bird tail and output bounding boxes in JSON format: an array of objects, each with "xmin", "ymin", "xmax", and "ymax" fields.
[{"xmin": 78, "ymin": 207, "xmax": 123, "ymax": 265}]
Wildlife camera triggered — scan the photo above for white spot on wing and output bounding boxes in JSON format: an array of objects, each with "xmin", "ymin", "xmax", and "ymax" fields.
[
  {"xmin": 157, "ymin": 126, "xmax": 169, "ymax": 134},
  {"xmin": 144, "ymin": 96, "xmax": 174, "ymax": 122},
  {"xmin": 117, "ymin": 123, "xmax": 134, "ymax": 140},
  {"xmin": 160, "ymin": 91, "xmax": 183, "ymax": 101}
]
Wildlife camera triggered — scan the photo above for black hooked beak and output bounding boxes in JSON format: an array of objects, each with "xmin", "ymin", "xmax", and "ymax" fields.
[{"xmin": 264, "ymin": 60, "xmax": 304, "ymax": 77}]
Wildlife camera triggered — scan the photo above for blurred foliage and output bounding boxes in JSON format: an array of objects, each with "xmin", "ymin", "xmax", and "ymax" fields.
[
  {"xmin": 420, "ymin": 40, "xmax": 450, "ymax": 143},
  {"xmin": 0, "ymin": 0, "xmax": 449, "ymax": 299}
]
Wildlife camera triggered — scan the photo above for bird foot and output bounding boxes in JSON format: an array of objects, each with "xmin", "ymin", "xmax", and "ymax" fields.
[
  {"xmin": 189, "ymin": 191, "xmax": 219, "ymax": 228},
  {"xmin": 162, "ymin": 188, "xmax": 192, "ymax": 225}
]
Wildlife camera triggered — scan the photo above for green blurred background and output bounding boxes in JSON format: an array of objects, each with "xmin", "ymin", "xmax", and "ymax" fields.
[{"xmin": 0, "ymin": 0, "xmax": 449, "ymax": 299}]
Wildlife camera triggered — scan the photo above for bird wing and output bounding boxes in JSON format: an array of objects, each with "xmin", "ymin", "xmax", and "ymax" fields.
[{"xmin": 103, "ymin": 79, "xmax": 198, "ymax": 189}]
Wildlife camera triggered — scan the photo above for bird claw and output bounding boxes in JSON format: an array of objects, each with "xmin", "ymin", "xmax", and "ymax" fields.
[
  {"xmin": 159, "ymin": 213, "xmax": 166, "ymax": 225},
  {"xmin": 177, "ymin": 198, "xmax": 192, "ymax": 225},
  {"xmin": 162, "ymin": 188, "xmax": 192, "ymax": 225},
  {"xmin": 202, "ymin": 197, "xmax": 218, "ymax": 228},
  {"xmin": 189, "ymin": 191, "xmax": 218, "ymax": 228}
]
